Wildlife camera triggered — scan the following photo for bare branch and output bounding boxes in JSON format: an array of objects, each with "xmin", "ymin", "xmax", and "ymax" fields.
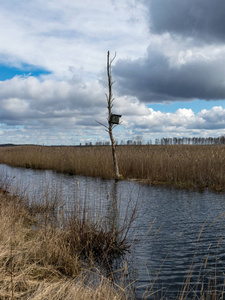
[
  {"xmin": 95, "ymin": 120, "xmax": 108, "ymax": 129},
  {"xmin": 110, "ymin": 52, "xmax": 117, "ymax": 65}
]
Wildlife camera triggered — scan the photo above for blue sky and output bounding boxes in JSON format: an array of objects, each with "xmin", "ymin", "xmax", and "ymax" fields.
[
  {"xmin": 0, "ymin": 64, "xmax": 50, "ymax": 81},
  {"xmin": 0, "ymin": 0, "xmax": 225, "ymax": 145},
  {"xmin": 149, "ymin": 100, "xmax": 225, "ymax": 114}
]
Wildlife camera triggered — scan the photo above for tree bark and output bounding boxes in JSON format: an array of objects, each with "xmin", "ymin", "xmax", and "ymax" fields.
[{"xmin": 106, "ymin": 51, "xmax": 121, "ymax": 180}]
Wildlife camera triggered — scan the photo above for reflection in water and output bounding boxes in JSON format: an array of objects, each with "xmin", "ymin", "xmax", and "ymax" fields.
[
  {"xmin": 107, "ymin": 180, "xmax": 119, "ymax": 237},
  {"xmin": 0, "ymin": 164, "xmax": 225, "ymax": 299},
  {"xmin": 129, "ymin": 186, "xmax": 225, "ymax": 299}
]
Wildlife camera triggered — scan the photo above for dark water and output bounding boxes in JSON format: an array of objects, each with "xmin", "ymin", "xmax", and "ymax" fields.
[{"xmin": 0, "ymin": 164, "xmax": 225, "ymax": 299}]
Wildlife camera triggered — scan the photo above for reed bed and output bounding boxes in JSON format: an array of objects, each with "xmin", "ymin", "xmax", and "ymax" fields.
[
  {"xmin": 0, "ymin": 144, "xmax": 225, "ymax": 191},
  {"xmin": 0, "ymin": 177, "xmax": 134, "ymax": 299}
]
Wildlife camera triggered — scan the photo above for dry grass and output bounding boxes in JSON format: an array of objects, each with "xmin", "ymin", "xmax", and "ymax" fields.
[
  {"xmin": 118, "ymin": 145, "xmax": 225, "ymax": 191},
  {"xmin": 0, "ymin": 183, "xmax": 133, "ymax": 300},
  {"xmin": 0, "ymin": 144, "xmax": 225, "ymax": 191},
  {"xmin": 0, "ymin": 145, "xmax": 114, "ymax": 178}
]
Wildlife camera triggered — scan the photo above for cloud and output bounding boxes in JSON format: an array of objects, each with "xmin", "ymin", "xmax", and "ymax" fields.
[
  {"xmin": 147, "ymin": 0, "xmax": 225, "ymax": 43},
  {"xmin": 0, "ymin": 0, "xmax": 225, "ymax": 145},
  {"xmin": 0, "ymin": 76, "xmax": 106, "ymax": 127},
  {"xmin": 1, "ymin": 81, "xmax": 225, "ymax": 144},
  {"xmin": 0, "ymin": 0, "xmax": 148, "ymax": 80},
  {"xmin": 197, "ymin": 106, "xmax": 225, "ymax": 129},
  {"xmin": 127, "ymin": 106, "xmax": 225, "ymax": 137},
  {"xmin": 0, "ymin": 74, "xmax": 224, "ymax": 144},
  {"xmin": 112, "ymin": 1, "xmax": 225, "ymax": 103},
  {"xmin": 114, "ymin": 48, "xmax": 225, "ymax": 102}
]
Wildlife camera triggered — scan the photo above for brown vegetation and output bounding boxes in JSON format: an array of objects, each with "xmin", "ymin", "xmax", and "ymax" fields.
[
  {"xmin": 0, "ymin": 180, "xmax": 133, "ymax": 299},
  {"xmin": 0, "ymin": 144, "xmax": 225, "ymax": 191}
]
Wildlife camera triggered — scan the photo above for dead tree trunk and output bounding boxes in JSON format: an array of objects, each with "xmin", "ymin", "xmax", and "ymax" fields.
[{"xmin": 106, "ymin": 51, "xmax": 121, "ymax": 180}]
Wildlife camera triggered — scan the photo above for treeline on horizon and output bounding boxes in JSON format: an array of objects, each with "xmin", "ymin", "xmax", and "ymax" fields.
[
  {"xmin": 1, "ymin": 135, "xmax": 225, "ymax": 147},
  {"xmin": 155, "ymin": 135, "xmax": 225, "ymax": 145},
  {"xmin": 84, "ymin": 135, "xmax": 225, "ymax": 146}
]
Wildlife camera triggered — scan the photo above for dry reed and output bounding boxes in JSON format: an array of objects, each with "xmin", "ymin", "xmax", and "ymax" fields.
[
  {"xmin": 0, "ymin": 144, "xmax": 225, "ymax": 191},
  {"xmin": 0, "ymin": 178, "xmax": 133, "ymax": 299}
]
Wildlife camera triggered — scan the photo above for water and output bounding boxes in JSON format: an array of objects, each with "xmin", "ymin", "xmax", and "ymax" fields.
[{"xmin": 1, "ymin": 164, "xmax": 225, "ymax": 299}]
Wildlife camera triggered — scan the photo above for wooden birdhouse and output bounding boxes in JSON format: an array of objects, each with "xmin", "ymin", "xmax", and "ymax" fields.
[{"xmin": 109, "ymin": 114, "xmax": 122, "ymax": 125}]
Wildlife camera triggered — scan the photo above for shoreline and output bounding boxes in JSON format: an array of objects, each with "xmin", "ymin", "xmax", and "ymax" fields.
[{"xmin": 0, "ymin": 185, "xmax": 131, "ymax": 299}]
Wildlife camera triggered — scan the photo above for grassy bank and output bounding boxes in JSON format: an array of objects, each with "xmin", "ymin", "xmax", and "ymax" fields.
[
  {"xmin": 0, "ymin": 179, "xmax": 134, "ymax": 299},
  {"xmin": 0, "ymin": 145, "xmax": 225, "ymax": 191}
]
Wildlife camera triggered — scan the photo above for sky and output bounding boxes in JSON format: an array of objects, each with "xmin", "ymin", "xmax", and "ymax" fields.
[{"xmin": 1, "ymin": 0, "xmax": 225, "ymax": 145}]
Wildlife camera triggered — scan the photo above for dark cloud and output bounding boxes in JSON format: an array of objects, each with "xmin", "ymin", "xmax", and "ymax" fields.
[
  {"xmin": 112, "ymin": 0, "xmax": 225, "ymax": 103},
  {"xmin": 114, "ymin": 49, "xmax": 225, "ymax": 102},
  {"xmin": 147, "ymin": 0, "xmax": 225, "ymax": 43}
]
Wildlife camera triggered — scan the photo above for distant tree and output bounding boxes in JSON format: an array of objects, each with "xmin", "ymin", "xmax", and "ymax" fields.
[{"xmin": 134, "ymin": 135, "xmax": 143, "ymax": 145}]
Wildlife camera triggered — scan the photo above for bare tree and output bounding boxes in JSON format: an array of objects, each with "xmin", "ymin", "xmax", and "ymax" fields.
[
  {"xmin": 106, "ymin": 51, "xmax": 122, "ymax": 180},
  {"xmin": 97, "ymin": 51, "xmax": 122, "ymax": 180}
]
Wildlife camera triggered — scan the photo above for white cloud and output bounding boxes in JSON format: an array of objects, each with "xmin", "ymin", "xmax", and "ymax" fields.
[
  {"xmin": 123, "ymin": 106, "xmax": 225, "ymax": 137},
  {"xmin": 198, "ymin": 106, "xmax": 225, "ymax": 125},
  {"xmin": 0, "ymin": 0, "xmax": 225, "ymax": 144},
  {"xmin": 1, "ymin": 73, "xmax": 225, "ymax": 144},
  {"xmin": 1, "ymin": 104, "xmax": 225, "ymax": 145},
  {"xmin": 0, "ymin": 0, "xmax": 149, "ymax": 80},
  {"xmin": 2, "ymin": 98, "xmax": 29, "ymax": 112}
]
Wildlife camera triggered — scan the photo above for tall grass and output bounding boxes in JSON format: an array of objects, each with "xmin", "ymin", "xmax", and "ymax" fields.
[
  {"xmin": 0, "ymin": 145, "xmax": 225, "ymax": 191},
  {"xmin": 0, "ymin": 176, "xmax": 135, "ymax": 299}
]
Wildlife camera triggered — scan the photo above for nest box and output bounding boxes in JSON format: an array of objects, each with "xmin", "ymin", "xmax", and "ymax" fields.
[{"xmin": 109, "ymin": 114, "xmax": 122, "ymax": 125}]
